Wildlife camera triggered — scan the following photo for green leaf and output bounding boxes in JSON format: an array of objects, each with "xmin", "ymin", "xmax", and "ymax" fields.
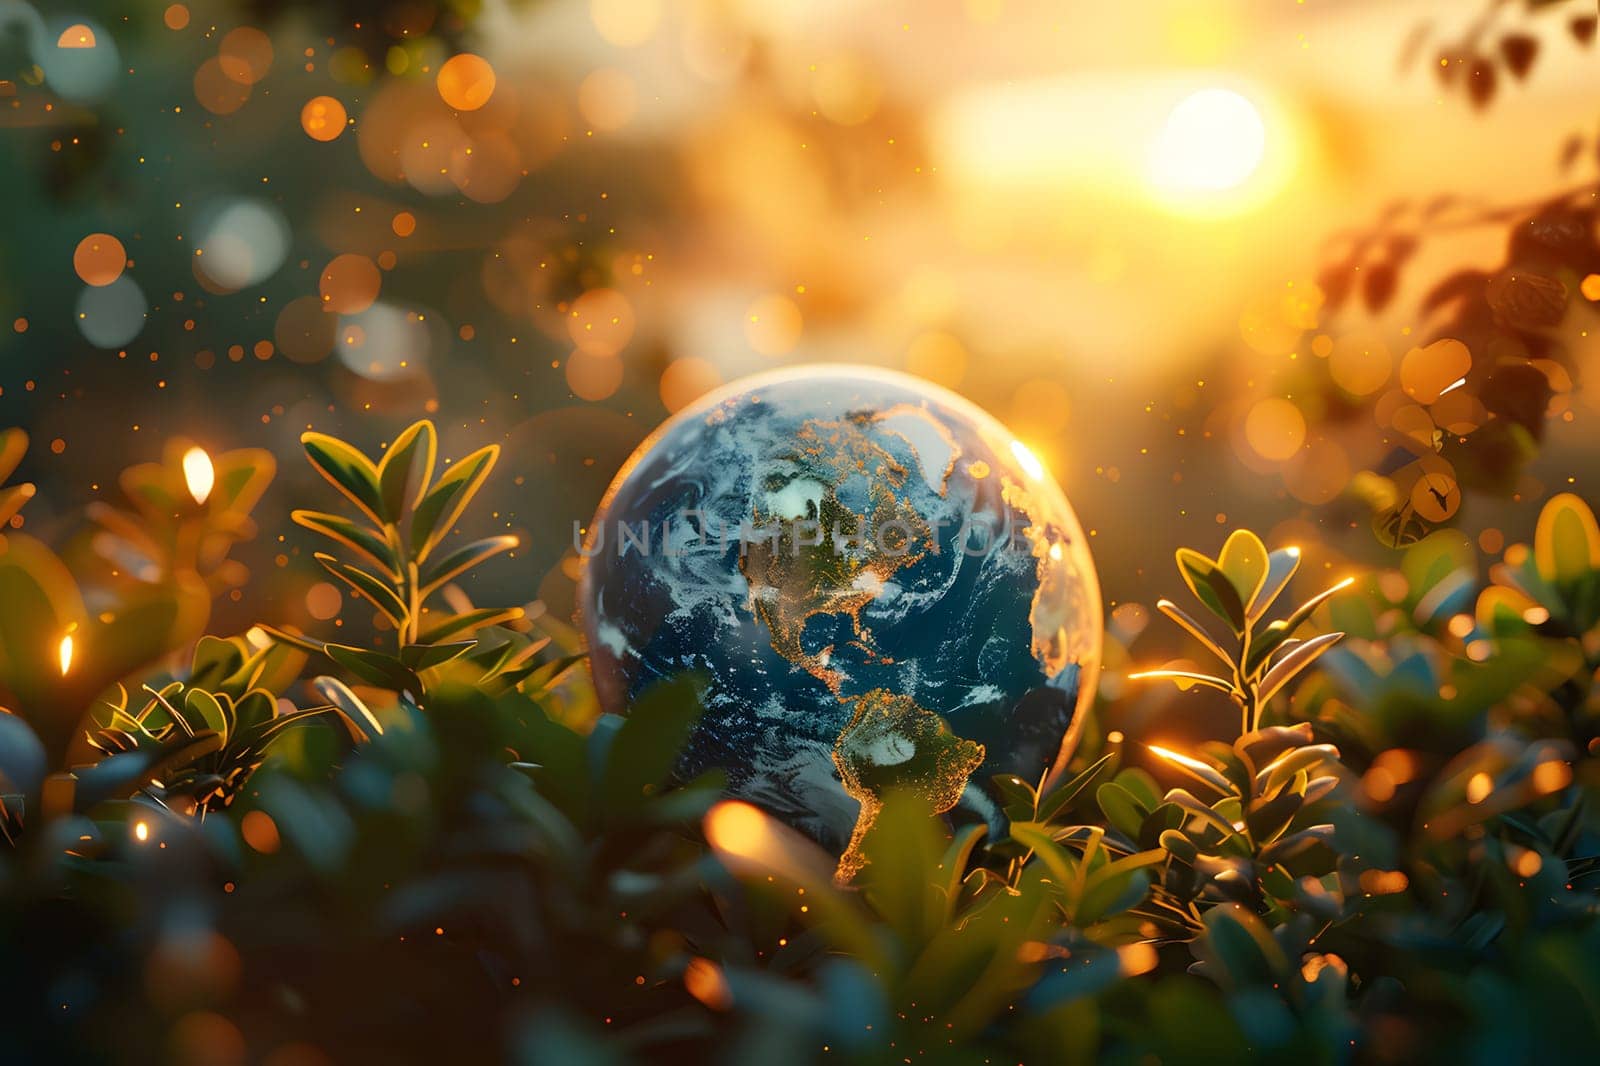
[
  {"xmin": 1164, "ymin": 788, "xmax": 1240, "ymax": 841},
  {"xmin": 1245, "ymin": 578, "xmax": 1354, "ymax": 677},
  {"xmin": 1535, "ymin": 492, "xmax": 1600, "ymax": 583},
  {"xmin": 600, "ymin": 674, "xmax": 705, "ymax": 812},
  {"xmin": 1009, "ymin": 821, "xmax": 1080, "ymax": 886},
  {"xmin": 1154, "ymin": 599, "xmax": 1235, "ymax": 670},
  {"xmin": 188, "ymin": 635, "xmax": 246, "ymax": 692},
  {"xmin": 301, "ymin": 432, "xmax": 385, "ymax": 524},
  {"xmin": 1257, "ymin": 631, "xmax": 1344, "ymax": 704},
  {"xmin": 1176, "ymin": 548, "xmax": 1246, "ymax": 631},
  {"xmin": 1076, "ymin": 852, "xmax": 1159, "ymax": 923},
  {"xmin": 410, "ymin": 444, "xmax": 499, "ymax": 563},
  {"xmin": 938, "ymin": 824, "xmax": 987, "ymax": 921},
  {"xmin": 1159, "ymin": 828, "xmax": 1198, "ymax": 864},
  {"xmin": 183, "ymin": 688, "xmax": 229, "ymax": 739},
  {"xmin": 1259, "ymin": 744, "xmax": 1340, "ymax": 795},
  {"xmin": 419, "ymin": 535, "xmax": 518, "ymax": 595},
  {"xmin": 292, "ymin": 510, "xmax": 397, "ymax": 575},
  {"xmin": 255, "ymin": 624, "xmax": 326, "ymax": 656},
  {"xmin": 416, "ymin": 606, "xmax": 525, "ymax": 644},
  {"xmin": 1251, "ymin": 547, "xmax": 1302, "ymax": 621},
  {"xmin": 377, "ymin": 420, "xmax": 437, "ymax": 523},
  {"xmin": 1195, "ymin": 904, "xmax": 1288, "ymax": 989},
  {"xmin": 309, "ymin": 676, "xmax": 383, "ymax": 741},
  {"xmin": 324, "ymin": 644, "xmax": 418, "ymax": 692},
  {"xmin": 860, "ymin": 789, "xmax": 949, "ymax": 944},
  {"xmin": 231, "ymin": 690, "xmax": 277, "ymax": 734},
  {"xmin": 1127, "ymin": 668, "xmax": 1235, "ymax": 695},
  {"xmin": 72, "ymin": 732, "xmax": 224, "ymax": 809},
  {"xmin": 399, "ymin": 641, "xmax": 476, "ymax": 671},
  {"xmin": 1244, "ymin": 791, "xmax": 1303, "ymax": 845},
  {"xmin": 991, "ymin": 772, "xmax": 1038, "ymax": 823},
  {"xmin": 314, "ymin": 553, "xmax": 408, "ymax": 627},
  {"xmin": 1097, "ymin": 781, "xmax": 1152, "ymax": 839},
  {"xmin": 1037, "ymin": 752, "xmax": 1115, "ymax": 823},
  {"xmin": 209, "ymin": 447, "xmax": 276, "ymax": 515},
  {"xmin": 1402, "ymin": 529, "xmax": 1475, "ymax": 602},
  {"xmin": 1217, "ymin": 529, "xmax": 1270, "ymax": 611},
  {"xmin": 255, "ymin": 706, "xmax": 346, "ymax": 746}
]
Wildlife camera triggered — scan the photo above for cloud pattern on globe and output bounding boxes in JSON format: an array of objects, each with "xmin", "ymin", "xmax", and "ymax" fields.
[{"xmin": 580, "ymin": 367, "xmax": 1102, "ymax": 876}]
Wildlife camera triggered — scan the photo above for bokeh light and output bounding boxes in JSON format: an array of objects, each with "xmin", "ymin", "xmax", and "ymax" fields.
[
  {"xmin": 75, "ymin": 275, "xmax": 146, "ymax": 348},
  {"xmin": 57, "ymin": 24, "xmax": 95, "ymax": 49},
  {"xmin": 219, "ymin": 27, "xmax": 274, "ymax": 86},
  {"xmin": 40, "ymin": 17, "xmax": 119, "ymax": 101},
  {"xmin": 437, "ymin": 54, "xmax": 496, "ymax": 112},
  {"xmin": 336, "ymin": 302, "xmax": 431, "ymax": 380},
  {"xmin": 1244, "ymin": 397, "xmax": 1306, "ymax": 462},
  {"xmin": 660, "ymin": 357, "xmax": 722, "ymax": 412},
  {"xmin": 566, "ymin": 349, "xmax": 624, "ymax": 401},
  {"xmin": 567, "ymin": 288, "xmax": 635, "ymax": 356},
  {"xmin": 301, "ymin": 96, "xmax": 348, "ymax": 141},
  {"xmin": 744, "ymin": 294, "xmax": 803, "ymax": 357},
  {"xmin": 194, "ymin": 200, "xmax": 291, "ymax": 291},
  {"xmin": 194, "ymin": 57, "xmax": 251, "ymax": 114},
  {"xmin": 320, "ymin": 255, "xmax": 383, "ymax": 315},
  {"xmin": 73, "ymin": 234, "xmax": 127, "ymax": 287}
]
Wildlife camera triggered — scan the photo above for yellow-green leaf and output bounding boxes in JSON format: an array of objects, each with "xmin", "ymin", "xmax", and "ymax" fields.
[
  {"xmin": 1250, "ymin": 547, "xmax": 1302, "ymax": 621},
  {"xmin": 1217, "ymin": 529, "xmax": 1270, "ymax": 611},
  {"xmin": 302, "ymin": 432, "xmax": 385, "ymax": 525},
  {"xmin": 410, "ymin": 444, "xmax": 499, "ymax": 562},
  {"xmin": 293, "ymin": 510, "xmax": 397, "ymax": 575},
  {"xmin": 1535, "ymin": 492, "xmax": 1600, "ymax": 583},
  {"xmin": 314, "ymin": 553, "xmax": 407, "ymax": 627},
  {"xmin": 377, "ymin": 420, "xmax": 437, "ymax": 523},
  {"xmin": 1176, "ymin": 548, "xmax": 1245, "ymax": 631},
  {"xmin": 419, "ymin": 535, "xmax": 518, "ymax": 595}
]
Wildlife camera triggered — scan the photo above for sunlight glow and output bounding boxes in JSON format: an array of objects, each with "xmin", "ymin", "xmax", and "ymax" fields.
[
  {"xmin": 1149, "ymin": 88, "xmax": 1266, "ymax": 194},
  {"xmin": 183, "ymin": 446, "xmax": 215, "ymax": 505},
  {"xmin": 1148, "ymin": 743, "xmax": 1215, "ymax": 775},
  {"xmin": 1010, "ymin": 439, "xmax": 1045, "ymax": 480}
]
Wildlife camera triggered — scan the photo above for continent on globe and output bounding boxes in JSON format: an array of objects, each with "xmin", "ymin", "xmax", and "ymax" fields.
[{"xmin": 579, "ymin": 365, "xmax": 1102, "ymax": 878}]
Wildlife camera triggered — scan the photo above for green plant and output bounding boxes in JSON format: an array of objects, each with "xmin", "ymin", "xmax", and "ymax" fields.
[
  {"xmin": 0, "ymin": 431, "xmax": 275, "ymax": 768},
  {"xmin": 1131, "ymin": 529, "xmax": 1353, "ymax": 736},
  {"xmin": 76, "ymin": 634, "xmax": 380, "ymax": 817},
  {"xmin": 270, "ymin": 420, "xmax": 529, "ymax": 697}
]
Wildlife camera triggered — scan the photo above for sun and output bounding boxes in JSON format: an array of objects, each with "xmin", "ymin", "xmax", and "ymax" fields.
[{"xmin": 1148, "ymin": 87, "xmax": 1267, "ymax": 195}]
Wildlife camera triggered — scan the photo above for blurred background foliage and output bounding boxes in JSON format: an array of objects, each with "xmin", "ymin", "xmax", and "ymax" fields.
[{"xmin": 3, "ymin": 0, "xmax": 1600, "ymax": 1062}]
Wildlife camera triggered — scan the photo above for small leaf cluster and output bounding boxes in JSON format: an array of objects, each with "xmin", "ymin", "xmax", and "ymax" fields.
[
  {"xmin": 1133, "ymin": 528, "xmax": 1351, "ymax": 735},
  {"xmin": 276, "ymin": 420, "xmax": 545, "ymax": 698},
  {"xmin": 81, "ymin": 635, "xmax": 378, "ymax": 817}
]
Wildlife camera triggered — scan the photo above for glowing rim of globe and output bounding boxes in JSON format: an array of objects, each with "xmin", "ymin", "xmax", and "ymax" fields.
[{"xmin": 577, "ymin": 362, "xmax": 1104, "ymax": 791}]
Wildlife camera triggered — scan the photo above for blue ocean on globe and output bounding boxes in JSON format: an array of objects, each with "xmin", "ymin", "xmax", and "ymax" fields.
[{"xmin": 579, "ymin": 366, "xmax": 1101, "ymax": 870}]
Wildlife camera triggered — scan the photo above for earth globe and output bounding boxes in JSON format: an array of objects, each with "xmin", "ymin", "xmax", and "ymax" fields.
[{"xmin": 579, "ymin": 365, "xmax": 1102, "ymax": 878}]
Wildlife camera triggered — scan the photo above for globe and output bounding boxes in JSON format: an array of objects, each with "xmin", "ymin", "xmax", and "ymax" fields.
[{"xmin": 579, "ymin": 366, "xmax": 1102, "ymax": 877}]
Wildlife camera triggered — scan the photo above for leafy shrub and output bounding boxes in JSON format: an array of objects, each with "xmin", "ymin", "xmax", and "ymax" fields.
[{"xmin": 1, "ymin": 425, "xmax": 1599, "ymax": 1062}]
